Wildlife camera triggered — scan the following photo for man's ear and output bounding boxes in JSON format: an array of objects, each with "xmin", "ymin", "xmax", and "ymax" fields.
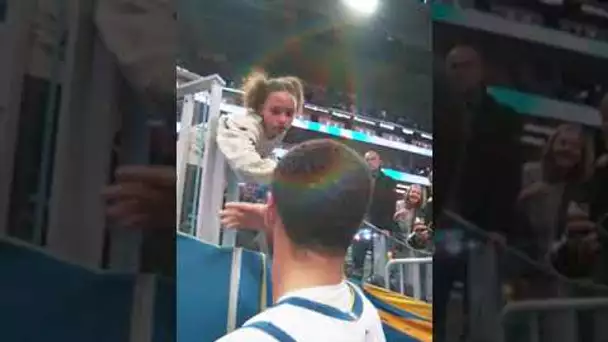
[{"xmin": 265, "ymin": 192, "xmax": 277, "ymax": 228}]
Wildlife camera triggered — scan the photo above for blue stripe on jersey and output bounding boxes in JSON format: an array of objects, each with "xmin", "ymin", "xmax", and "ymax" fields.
[
  {"xmin": 277, "ymin": 283, "xmax": 364, "ymax": 321},
  {"xmin": 246, "ymin": 321, "xmax": 297, "ymax": 342}
]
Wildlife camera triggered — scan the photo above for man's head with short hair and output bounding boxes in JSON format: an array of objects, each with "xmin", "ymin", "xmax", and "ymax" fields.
[
  {"xmin": 266, "ymin": 139, "xmax": 373, "ymax": 257},
  {"xmin": 445, "ymin": 45, "xmax": 485, "ymax": 96},
  {"xmin": 364, "ymin": 150, "xmax": 382, "ymax": 172}
]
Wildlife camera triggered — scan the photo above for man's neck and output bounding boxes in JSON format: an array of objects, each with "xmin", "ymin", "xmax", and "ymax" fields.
[{"xmin": 272, "ymin": 255, "xmax": 345, "ymax": 302}]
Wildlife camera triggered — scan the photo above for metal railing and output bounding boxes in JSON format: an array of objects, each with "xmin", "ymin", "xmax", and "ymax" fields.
[
  {"xmin": 444, "ymin": 210, "xmax": 608, "ymax": 342},
  {"xmin": 502, "ymin": 298, "xmax": 608, "ymax": 342},
  {"xmin": 176, "ymin": 73, "xmax": 239, "ymax": 246},
  {"xmin": 385, "ymin": 257, "xmax": 433, "ymax": 301}
]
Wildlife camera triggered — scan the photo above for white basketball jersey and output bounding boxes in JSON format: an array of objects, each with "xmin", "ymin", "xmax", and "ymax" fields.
[{"xmin": 216, "ymin": 281, "xmax": 386, "ymax": 342}]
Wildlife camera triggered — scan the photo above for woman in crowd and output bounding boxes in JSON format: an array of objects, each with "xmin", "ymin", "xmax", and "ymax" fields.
[
  {"xmin": 391, "ymin": 184, "xmax": 432, "ymax": 299},
  {"xmin": 516, "ymin": 123, "xmax": 596, "ymax": 297},
  {"xmin": 394, "ymin": 184, "xmax": 425, "ymax": 233},
  {"xmin": 215, "ymin": 71, "xmax": 304, "ymax": 184},
  {"xmin": 394, "ymin": 184, "xmax": 432, "ymax": 251}
]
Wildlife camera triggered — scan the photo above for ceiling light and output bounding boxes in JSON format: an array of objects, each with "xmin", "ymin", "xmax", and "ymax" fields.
[{"xmin": 342, "ymin": 0, "xmax": 379, "ymax": 15}]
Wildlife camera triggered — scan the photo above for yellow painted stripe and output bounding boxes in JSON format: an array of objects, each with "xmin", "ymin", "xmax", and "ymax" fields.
[
  {"xmin": 378, "ymin": 309, "xmax": 433, "ymax": 342},
  {"xmin": 364, "ymin": 284, "xmax": 432, "ymax": 320}
]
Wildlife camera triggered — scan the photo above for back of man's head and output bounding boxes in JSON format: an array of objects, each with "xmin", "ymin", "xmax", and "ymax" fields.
[{"xmin": 270, "ymin": 139, "xmax": 373, "ymax": 257}]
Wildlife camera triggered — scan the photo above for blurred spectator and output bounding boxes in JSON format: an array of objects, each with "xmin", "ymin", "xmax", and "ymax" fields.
[
  {"xmin": 394, "ymin": 184, "xmax": 425, "ymax": 234},
  {"xmin": 394, "ymin": 183, "xmax": 433, "ymax": 252},
  {"xmin": 516, "ymin": 123, "xmax": 594, "ymax": 297},
  {"xmin": 440, "ymin": 45, "xmax": 523, "ymax": 240},
  {"xmin": 364, "ymin": 151, "xmax": 399, "ymax": 234},
  {"xmin": 350, "ymin": 151, "xmax": 397, "ymax": 280},
  {"xmin": 433, "ymin": 45, "xmax": 523, "ymax": 342}
]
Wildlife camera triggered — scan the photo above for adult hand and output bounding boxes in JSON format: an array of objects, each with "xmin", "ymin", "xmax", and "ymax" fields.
[
  {"xmin": 393, "ymin": 208, "xmax": 407, "ymax": 222},
  {"xmin": 412, "ymin": 222, "xmax": 430, "ymax": 243},
  {"xmin": 219, "ymin": 202, "xmax": 268, "ymax": 232},
  {"xmin": 102, "ymin": 165, "xmax": 175, "ymax": 229}
]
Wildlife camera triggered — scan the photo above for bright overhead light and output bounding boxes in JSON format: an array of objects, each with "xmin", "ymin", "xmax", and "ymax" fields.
[{"xmin": 342, "ymin": 0, "xmax": 379, "ymax": 15}]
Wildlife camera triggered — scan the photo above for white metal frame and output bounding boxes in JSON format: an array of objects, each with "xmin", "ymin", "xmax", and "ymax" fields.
[
  {"xmin": 0, "ymin": 0, "xmax": 38, "ymax": 236},
  {"xmin": 0, "ymin": 0, "xmax": 162, "ymax": 272},
  {"xmin": 176, "ymin": 93, "xmax": 196, "ymax": 226},
  {"xmin": 502, "ymin": 298, "xmax": 608, "ymax": 342},
  {"xmin": 385, "ymin": 257, "xmax": 433, "ymax": 300},
  {"xmin": 175, "ymin": 74, "xmax": 232, "ymax": 246},
  {"xmin": 467, "ymin": 242, "xmax": 504, "ymax": 342},
  {"xmin": 45, "ymin": 0, "xmax": 119, "ymax": 268}
]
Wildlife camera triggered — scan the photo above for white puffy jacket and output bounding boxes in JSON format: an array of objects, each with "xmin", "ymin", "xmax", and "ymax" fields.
[{"xmin": 215, "ymin": 111, "xmax": 286, "ymax": 184}]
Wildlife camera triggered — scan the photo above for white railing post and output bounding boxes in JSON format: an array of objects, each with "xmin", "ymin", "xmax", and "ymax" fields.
[
  {"xmin": 175, "ymin": 74, "xmax": 225, "ymax": 244},
  {"xmin": 0, "ymin": 0, "xmax": 38, "ymax": 236},
  {"xmin": 468, "ymin": 242, "xmax": 503, "ymax": 342},
  {"xmin": 593, "ymin": 308, "xmax": 608, "ymax": 342},
  {"xmin": 46, "ymin": 0, "xmax": 120, "ymax": 268},
  {"xmin": 544, "ymin": 310, "xmax": 578, "ymax": 342},
  {"xmin": 385, "ymin": 257, "xmax": 433, "ymax": 300},
  {"xmin": 195, "ymin": 80, "xmax": 225, "ymax": 244},
  {"xmin": 176, "ymin": 93, "xmax": 195, "ymax": 226}
]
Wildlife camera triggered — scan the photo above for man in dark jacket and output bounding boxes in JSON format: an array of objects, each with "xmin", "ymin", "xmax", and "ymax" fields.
[
  {"xmin": 433, "ymin": 45, "xmax": 524, "ymax": 342},
  {"xmin": 364, "ymin": 150, "xmax": 398, "ymax": 234},
  {"xmin": 350, "ymin": 150, "xmax": 397, "ymax": 280}
]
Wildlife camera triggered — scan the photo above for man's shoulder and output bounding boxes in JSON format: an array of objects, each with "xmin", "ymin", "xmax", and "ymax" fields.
[
  {"xmin": 215, "ymin": 326, "xmax": 276, "ymax": 342},
  {"xmin": 484, "ymin": 96, "xmax": 522, "ymax": 129},
  {"xmin": 217, "ymin": 309, "xmax": 285, "ymax": 341}
]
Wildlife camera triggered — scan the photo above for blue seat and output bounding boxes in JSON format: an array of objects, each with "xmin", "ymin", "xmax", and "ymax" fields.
[
  {"xmin": 0, "ymin": 237, "xmax": 176, "ymax": 341},
  {"xmin": 0, "ymin": 238, "xmax": 134, "ymax": 340},
  {"xmin": 177, "ymin": 233, "xmax": 272, "ymax": 342}
]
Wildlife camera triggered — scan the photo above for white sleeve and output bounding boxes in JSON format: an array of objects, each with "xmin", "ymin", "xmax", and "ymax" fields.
[
  {"xmin": 215, "ymin": 328, "xmax": 278, "ymax": 342},
  {"xmin": 216, "ymin": 115, "xmax": 277, "ymax": 184},
  {"xmin": 95, "ymin": 0, "xmax": 175, "ymax": 99}
]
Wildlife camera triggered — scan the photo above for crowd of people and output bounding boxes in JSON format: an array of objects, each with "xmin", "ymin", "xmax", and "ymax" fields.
[
  {"xmin": 347, "ymin": 150, "xmax": 433, "ymax": 299},
  {"xmin": 432, "ymin": 42, "xmax": 608, "ymax": 340}
]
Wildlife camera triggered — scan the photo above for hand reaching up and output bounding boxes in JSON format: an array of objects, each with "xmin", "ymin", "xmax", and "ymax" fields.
[
  {"xmin": 219, "ymin": 202, "xmax": 268, "ymax": 233},
  {"xmin": 103, "ymin": 165, "xmax": 175, "ymax": 230}
]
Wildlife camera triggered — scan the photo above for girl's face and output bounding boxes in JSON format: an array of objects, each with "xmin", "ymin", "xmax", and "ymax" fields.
[
  {"xmin": 261, "ymin": 91, "xmax": 296, "ymax": 139},
  {"xmin": 551, "ymin": 129, "xmax": 582, "ymax": 171}
]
